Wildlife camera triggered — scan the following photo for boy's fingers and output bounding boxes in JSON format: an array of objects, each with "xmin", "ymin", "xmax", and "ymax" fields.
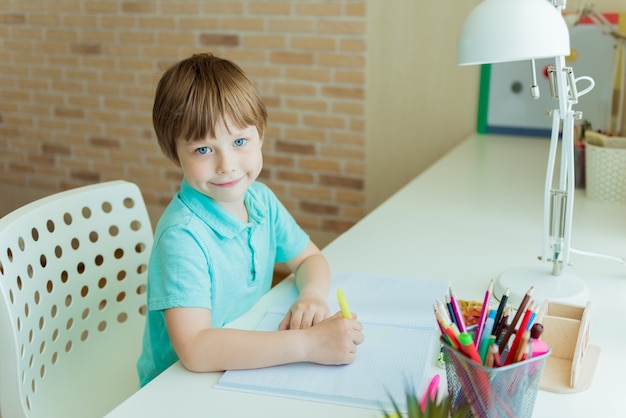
[{"xmin": 278, "ymin": 312, "xmax": 292, "ymax": 330}]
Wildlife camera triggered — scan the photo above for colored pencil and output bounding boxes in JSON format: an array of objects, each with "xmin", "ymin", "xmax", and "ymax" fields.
[
  {"xmin": 474, "ymin": 280, "xmax": 493, "ymax": 346},
  {"xmin": 499, "ymin": 286, "xmax": 533, "ymax": 354},
  {"xmin": 449, "ymin": 288, "xmax": 467, "ymax": 333},
  {"xmin": 512, "ymin": 330, "xmax": 531, "ymax": 363},
  {"xmin": 445, "ymin": 295, "xmax": 457, "ymax": 327},
  {"xmin": 491, "ymin": 288, "xmax": 509, "ymax": 335},
  {"xmin": 504, "ymin": 302, "xmax": 535, "ymax": 365},
  {"xmin": 494, "ymin": 306, "xmax": 511, "ymax": 346},
  {"xmin": 485, "ymin": 342, "xmax": 498, "ymax": 367}
]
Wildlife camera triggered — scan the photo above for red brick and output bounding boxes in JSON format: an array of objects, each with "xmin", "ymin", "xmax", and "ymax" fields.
[
  {"xmin": 54, "ymin": 107, "xmax": 84, "ymax": 119},
  {"xmin": 0, "ymin": 14, "xmax": 26, "ymax": 24},
  {"xmin": 300, "ymin": 201, "xmax": 339, "ymax": 215},
  {"xmin": 277, "ymin": 171, "xmax": 314, "ymax": 183},
  {"xmin": 199, "ymin": 34, "xmax": 239, "ymax": 46},
  {"xmin": 42, "ymin": 143, "xmax": 71, "ymax": 155},
  {"xmin": 70, "ymin": 43, "xmax": 102, "ymax": 55},
  {"xmin": 90, "ymin": 137, "xmax": 121, "ymax": 149},
  {"xmin": 275, "ymin": 141, "xmax": 315, "ymax": 155},
  {"xmin": 122, "ymin": 2, "xmax": 156, "ymax": 13},
  {"xmin": 320, "ymin": 174, "xmax": 363, "ymax": 190},
  {"xmin": 271, "ymin": 51, "xmax": 314, "ymax": 65}
]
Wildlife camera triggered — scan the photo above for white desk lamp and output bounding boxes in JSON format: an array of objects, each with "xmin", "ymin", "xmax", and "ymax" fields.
[{"xmin": 458, "ymin": 0, "xmax": 595, "ymax": 306}]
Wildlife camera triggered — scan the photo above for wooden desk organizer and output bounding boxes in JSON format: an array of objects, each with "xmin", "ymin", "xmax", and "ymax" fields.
[{"xmin": 537, "ymin": 300, "xmax": 600, "ymax": 393}]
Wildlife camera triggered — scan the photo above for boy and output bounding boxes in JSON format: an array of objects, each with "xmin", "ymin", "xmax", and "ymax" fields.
[{"xmin": 137, "ymin": 53, "xmax": 364, "ymax": 387}]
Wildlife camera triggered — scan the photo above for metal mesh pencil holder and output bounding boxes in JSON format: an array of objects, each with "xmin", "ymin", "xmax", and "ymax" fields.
[{"xmin": 442, "ymin": 343, "xmax": 550, "ymax": 418}]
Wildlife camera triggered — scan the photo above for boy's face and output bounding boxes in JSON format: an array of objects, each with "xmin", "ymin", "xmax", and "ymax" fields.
[{"xmin": 176, "ymin": 116, "xmax": 263, "ymax": 213}]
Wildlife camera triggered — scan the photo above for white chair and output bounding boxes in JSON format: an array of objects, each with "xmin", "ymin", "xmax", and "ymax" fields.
[{"xmin": 0, "ymin": 181, "xmax": 153, "ymax": 418}]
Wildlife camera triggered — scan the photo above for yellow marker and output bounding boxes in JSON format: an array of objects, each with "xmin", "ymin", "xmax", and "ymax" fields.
[{"xmin": 336, "ymin": 288, "xmax": 352, "ymax": 319}]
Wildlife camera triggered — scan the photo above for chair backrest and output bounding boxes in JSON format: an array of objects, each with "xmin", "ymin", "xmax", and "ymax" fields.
[{"xmin": 0, "ymin": 181, "xmax": 153, "ymax": 418}]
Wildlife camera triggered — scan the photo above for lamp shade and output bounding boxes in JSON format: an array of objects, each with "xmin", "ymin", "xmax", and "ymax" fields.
[{"xmin": 457, "ymin": 0, "xmax": 571, "ymax": 65}]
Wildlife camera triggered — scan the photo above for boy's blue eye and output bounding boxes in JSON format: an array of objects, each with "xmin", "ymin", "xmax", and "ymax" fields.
[
  {"xmin": 195, "ymin": 146, "xmax": 210, "ymax": 155},
  {"xmin": 234, "ymin": 138, "xmax": 246, "ymax": 147}
]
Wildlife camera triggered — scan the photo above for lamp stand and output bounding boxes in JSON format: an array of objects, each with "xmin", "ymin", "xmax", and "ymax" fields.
[
  {"xmin": 495, "ymin": 266, "xmax": 589, "ymax": 307},
  {"xmin": 493, "ymin": 55, "xmax": 594, "ymax": 307}
]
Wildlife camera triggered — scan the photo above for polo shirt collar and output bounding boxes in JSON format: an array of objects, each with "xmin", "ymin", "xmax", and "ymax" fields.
[{"xmin": 178, "ymin": 179, "xmax": 266, "ymax": 238}]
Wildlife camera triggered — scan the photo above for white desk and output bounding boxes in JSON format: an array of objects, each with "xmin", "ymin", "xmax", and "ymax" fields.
[{"xmin": 107, "ymin": 135, "xmax": 626, "ymax": 417}]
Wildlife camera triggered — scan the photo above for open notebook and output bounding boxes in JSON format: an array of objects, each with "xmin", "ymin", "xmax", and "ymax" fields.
[{"xmin": 216, "ymin": 272, "xmax": 449, "ymax": 412}]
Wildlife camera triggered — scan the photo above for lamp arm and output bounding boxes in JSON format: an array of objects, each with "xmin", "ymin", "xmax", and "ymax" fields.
[
  {"xmin": 542, "ymin": 56, "xmax": 578, "ymax": 275},
  {"xmin": 561, "ymin": 96, "xmax": 576, "ymax": 267},
  {"xmin": 541, "ymin": 108, "xmax": 561, "ymax": 265}
]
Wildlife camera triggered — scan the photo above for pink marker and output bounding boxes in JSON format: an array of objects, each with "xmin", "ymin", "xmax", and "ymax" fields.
[{"xmin": 420, "ymin": 374, "xmax": 440, "ymax": 412}]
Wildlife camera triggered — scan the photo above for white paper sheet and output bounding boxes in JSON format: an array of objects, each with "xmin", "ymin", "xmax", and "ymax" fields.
[{"xmin": 217, "ymin": 272, "xmax": 448, "ymax": 412}]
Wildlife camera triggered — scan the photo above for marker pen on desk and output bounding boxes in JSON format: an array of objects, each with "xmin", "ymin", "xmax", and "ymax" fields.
[
  {"xmin": 420, "ymin": 374, "xmax": 440, "ymax": 413},
  {"xmin": 336, "ymin": 288, "xmax": 352, "ymax": 319}
]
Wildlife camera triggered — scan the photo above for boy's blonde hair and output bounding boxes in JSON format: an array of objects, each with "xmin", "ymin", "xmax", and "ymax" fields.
[{"xmin": 152, "ymin": 53, "xmax": 268, "ymax": 163}]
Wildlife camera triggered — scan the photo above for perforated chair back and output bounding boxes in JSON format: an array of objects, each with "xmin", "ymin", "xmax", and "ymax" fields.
[{"xmin": 0, "ymin": 181, "xmax": 153, "ymax": 418}]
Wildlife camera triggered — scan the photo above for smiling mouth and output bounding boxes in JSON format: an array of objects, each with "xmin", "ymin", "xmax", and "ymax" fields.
[{"xmin": 214, "ymin": 178, "xmax": 242, "ymax": 188}]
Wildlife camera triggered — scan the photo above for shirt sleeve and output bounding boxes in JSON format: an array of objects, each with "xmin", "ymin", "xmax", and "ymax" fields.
[
  {"xmin": 147, "ymin": 225, "xmax": 213, "ymax": 311},
  {"xmin": 260, "ymin": 184, "xmax": 310, "ymax": 263}
]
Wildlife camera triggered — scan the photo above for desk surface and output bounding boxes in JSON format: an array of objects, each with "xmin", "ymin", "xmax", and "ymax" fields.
[{"xmin": 107, "ymin": 135, "xmax": 626, "ymax": 417}]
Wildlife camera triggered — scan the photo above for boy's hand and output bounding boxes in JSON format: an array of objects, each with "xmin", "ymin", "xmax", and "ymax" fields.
[
  {"xmin": 278, "ymin": 293, "xmax": 330, "ymax": 330},
  {"xmin": 305, "ymin": 311, "xmax": 364, "ymax": 365}
]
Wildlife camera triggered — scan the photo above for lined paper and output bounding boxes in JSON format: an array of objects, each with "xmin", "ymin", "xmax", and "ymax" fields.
[{"xmin": 217, "ymin": 272, "xmax": 449, "ymax": 412}]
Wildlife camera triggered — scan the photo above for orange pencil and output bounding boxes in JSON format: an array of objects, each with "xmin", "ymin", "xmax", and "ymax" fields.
[{"xmin": 512, "ymin": 330, "xmax": 531, "ymax": 363}]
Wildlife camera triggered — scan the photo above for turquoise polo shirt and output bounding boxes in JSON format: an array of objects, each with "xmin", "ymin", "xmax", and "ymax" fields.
[{"xmin": 136, "ymin": 179, "xmax": 309, "ymax": 386}]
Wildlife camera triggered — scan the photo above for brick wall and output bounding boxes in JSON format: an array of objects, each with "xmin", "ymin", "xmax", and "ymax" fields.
[{"xmin": 0, "ymin": 1, "xmax": 366, "ymax": 238}]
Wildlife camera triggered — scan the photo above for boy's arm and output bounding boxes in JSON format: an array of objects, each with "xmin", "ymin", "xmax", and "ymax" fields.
[
  {"xmin": 165, "ymin": 306, "xmax": 363, "ymax": 372},
  {"xmin": 279, "ymin": 240, "xmax": 332, "ymax": 330}
]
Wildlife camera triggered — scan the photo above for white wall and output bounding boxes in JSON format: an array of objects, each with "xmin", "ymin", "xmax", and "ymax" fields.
[
  {"xmin": 365, "ymin": 0, "xmax": 481, "ymax": 211},
  {"xmin": 364, "ymin": 0, "xmax": 625, "ymax": 212}
]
